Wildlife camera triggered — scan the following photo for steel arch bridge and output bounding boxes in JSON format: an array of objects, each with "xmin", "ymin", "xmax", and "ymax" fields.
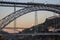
[{"xmin": 0, "ymin": 3, "xmax": 60, "ymax": 30}]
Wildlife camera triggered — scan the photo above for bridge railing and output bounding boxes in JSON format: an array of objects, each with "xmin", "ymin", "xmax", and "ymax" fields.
[{"xmin": 0, "ymin": 0, "xmax": 17, "ymax": 2}]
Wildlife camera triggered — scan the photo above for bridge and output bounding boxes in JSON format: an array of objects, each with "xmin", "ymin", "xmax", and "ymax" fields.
[
  {"xmin": 0, "ymin": 1, "xmax": 60, "ymax": 35},
  {"xmin": 0, "ymin": 1, "xmax": 60, "ymax": 40},
  {"xmin": 0, "ymin": 1, "xmax": 60, "ymax": 29}
]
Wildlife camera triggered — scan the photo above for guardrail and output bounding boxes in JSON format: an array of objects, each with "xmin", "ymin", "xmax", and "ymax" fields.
[{"xmin": 12, "ymin": 33, "xmax": 60, "ymax": 35}]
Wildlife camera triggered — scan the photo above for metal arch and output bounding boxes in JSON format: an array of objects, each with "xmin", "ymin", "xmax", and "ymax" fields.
[{"xmin": 0, "ymin": 5, "xmax": 60, "ymax": 29}]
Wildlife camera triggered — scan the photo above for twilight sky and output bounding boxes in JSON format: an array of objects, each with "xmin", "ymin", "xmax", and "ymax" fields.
[{"xmin": 0, "ymin": 0, "xmax": 60, "ymax": 33}]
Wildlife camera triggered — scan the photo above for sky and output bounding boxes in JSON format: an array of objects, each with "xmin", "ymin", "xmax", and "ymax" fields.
[{"xmin": 0, "ymin": 0, "xmax": 60, "ymax": 33}]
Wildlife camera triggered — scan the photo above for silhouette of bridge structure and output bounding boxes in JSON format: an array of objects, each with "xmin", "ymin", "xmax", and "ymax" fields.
[
  {"xmin": 0, "ymin": 1, "xmax": 60, "ymax": 40},
  {"xmin": 0, "ymin": 1, "xmax": 60, "ymax": 36}
]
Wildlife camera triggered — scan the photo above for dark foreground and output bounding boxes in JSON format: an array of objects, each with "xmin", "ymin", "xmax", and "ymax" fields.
[
  {"xmin": 15, "ymin": 35, "xmax": 60, "ymax": 40},
  {"xmin": 0, "ymin": 35, "xmax": 60, "ymax": 40}
]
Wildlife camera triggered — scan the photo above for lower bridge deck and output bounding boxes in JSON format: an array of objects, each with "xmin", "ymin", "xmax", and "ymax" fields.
[{"xmin": 0, "ymin": 30, "xmax": 60, "ymax": 40}]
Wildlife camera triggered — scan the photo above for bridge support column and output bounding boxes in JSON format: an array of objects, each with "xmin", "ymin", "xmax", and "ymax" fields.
[
  {"xmin": 14, "ymin": 4, "xmax": 16, "ymax": 33},
  {"xmin": 34, "ymin": 11, "xmax": 38, "ymax": 33}
]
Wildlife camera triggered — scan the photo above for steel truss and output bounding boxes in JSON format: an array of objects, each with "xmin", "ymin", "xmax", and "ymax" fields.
[
  {"xmin": 0, "ymin": 1, "xmax": 60, "ymax": 36},
  {"xmin": 0, "ymin": 5, "xmax": 60, "ymax": 29}
]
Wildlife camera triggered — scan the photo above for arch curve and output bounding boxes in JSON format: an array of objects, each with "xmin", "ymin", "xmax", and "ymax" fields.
[{"xmin": 0, "ymin": 5, "xmax": 60, "ymax": 29}]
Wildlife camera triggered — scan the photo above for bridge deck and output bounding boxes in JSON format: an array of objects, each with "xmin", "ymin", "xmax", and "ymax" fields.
[
  {"xmin": 0, "ymin": 1, "xmax": 60, "ymax": 7},
  {"xmin": 11, "ymin": 33, "xmax": 60, "ymax": 35}
]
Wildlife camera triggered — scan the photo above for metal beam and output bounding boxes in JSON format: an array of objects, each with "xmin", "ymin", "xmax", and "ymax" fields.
[
  {"xmin": 0, "ymin": 4, "xmax": 28, "ymax": 7},
  {"xmin": 0, "ymin": 1, "xmax": 60, "ymax": 7},
  {"xmin": 13, "ymin": 33, "xmax": 60, "ymax": 35},
  {"xmin": 4, "ymin": 27, "xmax": 29, "ymax": 29},
  {"xmin": 0, "ymin": 3, "xmax": 28, "ymax": 7}
]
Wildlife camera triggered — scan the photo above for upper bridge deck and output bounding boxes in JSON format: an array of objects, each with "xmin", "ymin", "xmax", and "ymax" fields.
[{"xmin": 0, "ymin": 1, "xmax": 60, "ymax": 7}]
